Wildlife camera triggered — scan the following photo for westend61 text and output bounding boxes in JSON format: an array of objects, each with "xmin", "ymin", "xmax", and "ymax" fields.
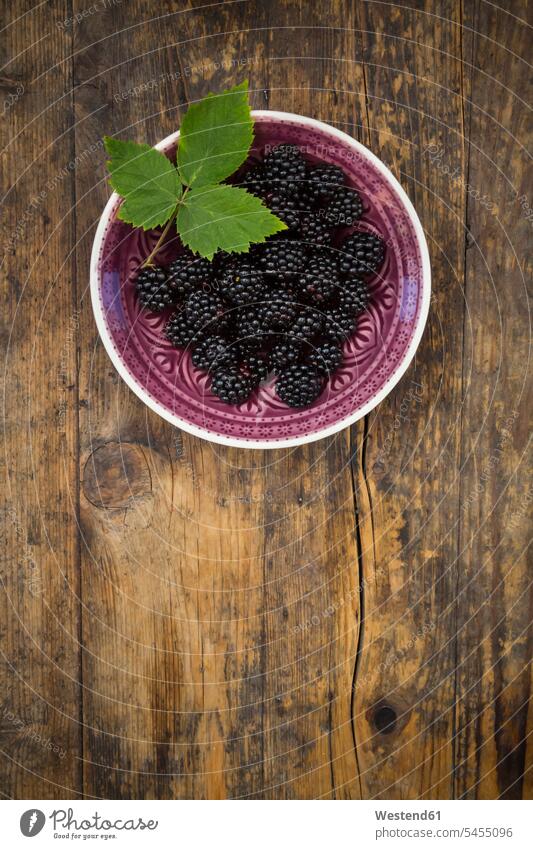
[{"xmin": 375, "ymin": 810, "xmax": 441, "ymax": 821}]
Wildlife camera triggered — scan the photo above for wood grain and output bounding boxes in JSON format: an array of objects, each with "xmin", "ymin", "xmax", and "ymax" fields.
[
  {"xmin": 351, "ymin": 0, "xmax": 467, "ymax": 800},
  {"xmin": 0, "ymin": 1, "xmax": 82, "ymax": 798},
  {"xmin": 0, "ymin": 0, "xmax": 530, "ymax": 800},
  {"xmin": 455, "ymin": 0, "xmax": 532, "ymax": 800}
]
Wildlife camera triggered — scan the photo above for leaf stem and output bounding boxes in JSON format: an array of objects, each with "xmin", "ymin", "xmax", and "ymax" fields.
[
  {"xmin": 141, "ymin": 187, "xmax": 190, "ymax": 267},
  {"xmin": 141, "ymin": 207, "xmax": 179, "ymax": 268}
]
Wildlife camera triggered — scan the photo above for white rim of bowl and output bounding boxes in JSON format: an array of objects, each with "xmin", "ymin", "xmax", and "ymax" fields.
[{"xmin": 90, "ymin": 110, "xmax": 431, "ymax": 449}]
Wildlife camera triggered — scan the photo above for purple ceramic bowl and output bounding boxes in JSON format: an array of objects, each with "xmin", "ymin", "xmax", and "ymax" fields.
[{"xmin": 90, "ymin": 111, "xmax": 430, "ymax": 448}]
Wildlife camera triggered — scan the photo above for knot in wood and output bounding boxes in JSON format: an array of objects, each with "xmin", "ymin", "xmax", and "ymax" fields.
[{"xmin": 82, "ymin": 442, "xmax": 152, "ymax": 509}]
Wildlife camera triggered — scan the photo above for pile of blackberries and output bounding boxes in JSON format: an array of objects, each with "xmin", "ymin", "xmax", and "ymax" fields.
[{"xmin": 134, "ymin": 144, "xmax": 386, "ymax": 408}]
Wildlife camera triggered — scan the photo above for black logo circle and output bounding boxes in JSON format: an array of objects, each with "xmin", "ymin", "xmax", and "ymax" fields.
[{"xmin": 20, "ymin": 809, "xmax": 46, "ymax": 837}]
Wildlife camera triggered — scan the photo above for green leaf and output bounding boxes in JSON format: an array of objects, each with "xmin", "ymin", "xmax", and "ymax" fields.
[
  {"xmin": 176, "ymin": 184, "xmax": 287, "ymax": 259},
  {"xmin": 177, "ymin": 81, "xmax": 254, "ymax": 187},
  {"xmin": 104, "ymin": 136, "xmax": 182, "ymax": 230}
]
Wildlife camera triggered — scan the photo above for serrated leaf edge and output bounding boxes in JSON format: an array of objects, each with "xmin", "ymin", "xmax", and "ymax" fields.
[
  {"xmin": 176, "ymin": 184, "xmax": 287, "ymax": 259},
  {"xmin": 177, "ymin": 81, "xmax": 253, "ymax": 187}
]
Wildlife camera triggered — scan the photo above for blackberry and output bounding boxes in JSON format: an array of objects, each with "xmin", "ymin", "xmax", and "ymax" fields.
[
  {"xmin": 339, "ymin": 231, "xmax": 385, "ymax": 277},
  {"xmin": 256, "ymin": 241, "xmax": 307, "ymax": 278},
  {"xmin": 239, "ymin": 351, "xmax": 269, "ymax": 384},
  {"xmin": 135, "ymin": 266, "xmax": 176, "ymax": 312},
  {"xmin": 324, "ymin": 186, "xmax": 363, "ymax": 227},
  {"xmin": 185, "ymin": 290, "xmax": 230, "ymax": 332},
  {"xmin": 211, "ymin": 368, "xmax": 253, "ymax": 405},
  {"xmin": 236, "ymin": 306, "xmax": 270, "ymax": 344},
  {"xmin": 262, "ymin": 191, "xmax": 305, "ymax": 231},
  {"xmin": 191, "ymin": 335, "xmax": 237, "ymax": 372},
  {"xmin": 239, "ymin": 164, "xmax": 267, "ymax": 196},
  {"xmin": 307, "ymin": 341, "xmax": 342, "ymax": 375},
  {"xmin": 309, "ymin": 244, "xmax": 344, "ymax": 267},
  {"xmin": 299, "ymin": 252, "xmax": 341, "ymax": 303},
  {"xmin": 258, "ymin": 288, "xmax": 298, "ymax": 330},
  {"xmin": 262, "ymin": 144, "xmax": 306, "ymax": 195},
  {"xmin": 288, "ymin": 306, "xmax": 324, "ymax": 342},
  {"xmin": 297, "ymin": 212, "xmax": 331, "ymax": 246},
  {"xmin": 211, "ymin": 250, "xmax": 235, "ymax": 277},
  {"xmin": 304, "ymin": 164, "xmax": 345, "ymax": 203},
  {"xmin": 324, "ymin": 307, "xmax": 357, "ymax": 342},
  {"xmin": 275, "ymin": 363, "xmax": 324, "ymax": 408},
  {"xmin": 237, "ymin": 338, "xmax": 262, "ymax": 360},
  {"xmin": 217, "ymin": 260, "xmax": 264, "ymax": 305},
  {"xmin": 337, "ymin": 277, "xmax": 371, "ymax": 315},
  {"xmin": 165, "ymin": 309, "xmax": 198, "ymax": 348},
  {"xmin": 166, "ymin": 250, "xmax": 212, "ymax": 296},
  {"xmin": 269, "ymin": 338, "xmax": 307, "ymax": 373}
]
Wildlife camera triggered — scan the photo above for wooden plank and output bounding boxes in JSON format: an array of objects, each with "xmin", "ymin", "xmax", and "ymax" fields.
[
  {"xmin": 454, "ymin": 0, "xmax": 532, "ymax": 799},
  {"xmin": 72, "ymin": 0, "xmax": 365, "ymax": 798},
  {"xmin": 350, "ymin": 0, "xmax": 467, "ymax": 798},
  {"xmin": 0, "ymin": 3, "xmax": 82, "ymax": 798},
  {"xmin": 240, "ymin": 0, "xmax": 367, "ymax": 800}
]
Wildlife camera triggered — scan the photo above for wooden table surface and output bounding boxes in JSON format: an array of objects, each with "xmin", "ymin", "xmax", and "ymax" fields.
[{"xmin": 1, "ymin": 0, "xmax": 531, "ymax": 800}]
